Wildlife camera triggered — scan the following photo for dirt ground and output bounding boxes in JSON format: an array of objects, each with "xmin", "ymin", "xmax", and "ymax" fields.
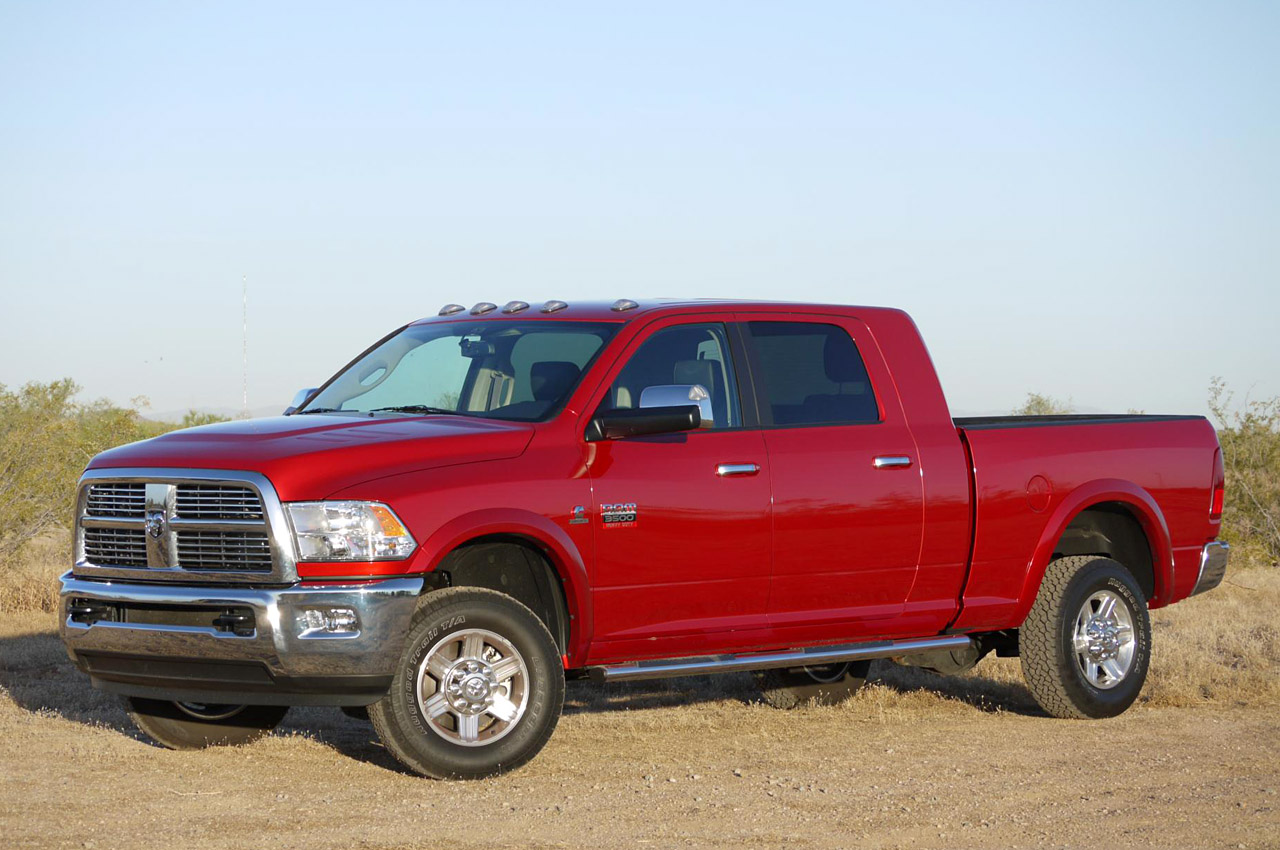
[{"xmin": 1, "ymin": 609, "xmax": 1277, "ymax": 850}]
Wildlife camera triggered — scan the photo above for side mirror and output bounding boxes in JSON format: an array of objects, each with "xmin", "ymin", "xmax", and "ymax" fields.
[
  {"xmin": 585, "ymin": 405, "xmax": 702, "ymax": 442},
  {"xmin": 639, "ymin": 384, "xmax": 714, "ymax": 428},
  {"xmin": 284, "ymin": 388, "xmax": 319, "ymax": 416}
]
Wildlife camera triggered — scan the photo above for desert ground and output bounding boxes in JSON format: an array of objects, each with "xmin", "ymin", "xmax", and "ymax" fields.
[{"xmin": 2, "ymin": 563, "xmax": 1277, "ymax": 850}]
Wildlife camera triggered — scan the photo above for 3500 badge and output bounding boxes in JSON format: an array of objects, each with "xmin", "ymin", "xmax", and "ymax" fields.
[{"xmin": 600, "ymin": 502, "xmax": 638, "ymax": 528}]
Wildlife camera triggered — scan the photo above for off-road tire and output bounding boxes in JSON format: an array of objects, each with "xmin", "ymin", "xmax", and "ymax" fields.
[
  {"xmin": 1021, "ymin": 555, "xmax": 1151, "ymax": 719},
  {"xmin": 370, "ymin": 587, "xmax": 564, "ymax": 780},
  {"xmin": 754, "ymin": 660, "xmax": 871, "ymax": 709},
  {"xmin": 126, "ymin": 699, "xmax": 287, "ymax": 749}
]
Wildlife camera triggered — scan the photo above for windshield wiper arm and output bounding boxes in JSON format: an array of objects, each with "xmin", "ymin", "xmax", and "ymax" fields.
[
  {"xmin": 369, "ymin": 405, "xmax": 466, "ymax": 416},
  {"xmin": 295, "ymin": 407, "xmax": 343, "ymax": 415}
]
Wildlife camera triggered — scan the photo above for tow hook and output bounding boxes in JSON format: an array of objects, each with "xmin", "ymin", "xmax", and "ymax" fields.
[{"xmin": 212, "ymin": 610, "xmax": 255, "ymax": 637}]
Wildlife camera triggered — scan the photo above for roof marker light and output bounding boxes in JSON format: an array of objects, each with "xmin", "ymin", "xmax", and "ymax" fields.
[
  {"xmin": 470, "ymin": 302, "xmax": 497, "ymax": 315},
  {"xmin": 611, "ymin": 299, "xmax": 639, "ymax": 312},
  {"xmin": 501, "ymin": 300, "xmax": 530, "ymax": 314},
  {"xmin": 541, "ymin": 300, "xmax": 569, "ymax": 313},
  {"xmin": 438, "ymin": 303, "xmax": 466, "ymax": 316}
]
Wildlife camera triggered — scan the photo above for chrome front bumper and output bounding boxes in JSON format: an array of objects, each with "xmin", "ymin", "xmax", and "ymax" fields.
[
  {"xmin": 1192, "ymin": 542, "xmax": 1230, "ymax": 596},
  {"xmin": 58, "ymin": 572, "xmax": 423, "ymax": 706}
]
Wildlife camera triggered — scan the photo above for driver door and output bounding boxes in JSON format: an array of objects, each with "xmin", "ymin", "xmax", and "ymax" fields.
[{"xmin": 582, "ymin": 318, "xmax": 772, "ymax": 662}]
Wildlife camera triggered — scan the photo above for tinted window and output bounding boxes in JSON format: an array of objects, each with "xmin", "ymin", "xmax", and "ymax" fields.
[
  {"xmin": 746, "ymin": 322, "xmax": 880, "ymax": 426},
  {"xmin": 606, "ymin": 323, "xmax": 741, "ymax": 428}
]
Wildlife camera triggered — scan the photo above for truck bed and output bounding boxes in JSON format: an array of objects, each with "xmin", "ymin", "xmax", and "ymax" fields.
[{"xmin": 948, "ymin": 413, "xmax": 1221, "ymax": 633}]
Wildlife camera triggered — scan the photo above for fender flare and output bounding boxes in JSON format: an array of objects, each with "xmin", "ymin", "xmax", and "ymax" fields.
[
  {"xmin": 419, "ymin": 508, "xmax": 593, "ymax": 665},
  {"xmin": 1013, "ymin": 478, "xmax": 1174, "ymax": 625}
]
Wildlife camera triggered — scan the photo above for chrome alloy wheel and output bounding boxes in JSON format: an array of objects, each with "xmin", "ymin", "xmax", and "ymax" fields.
[
  {"xmin": 1072, "ymin": 590, "xmax": 1136, "ymax": 690},
  {"xmin": 415, "ymin": 628, "xmax": 530, "ymax": 747}
]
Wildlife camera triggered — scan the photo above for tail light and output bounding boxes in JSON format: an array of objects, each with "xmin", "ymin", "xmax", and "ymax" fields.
[{"xmin": 1210, "ymin": 448, "xmax": 1225, "ymax": 521}]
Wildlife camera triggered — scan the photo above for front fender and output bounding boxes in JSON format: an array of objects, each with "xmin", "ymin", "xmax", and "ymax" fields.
[
  {"xmin": 420, "ymin": 508, "xmax": 593, "ymax": 665},
  {"xmin": 1014, "ymin": 478, "xmax": 1174, "ymax": 625}
]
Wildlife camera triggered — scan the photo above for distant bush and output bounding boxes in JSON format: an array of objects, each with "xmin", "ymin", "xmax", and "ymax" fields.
[
  {"xmin": 1210, "ymin": 379, "xmax": 1280, "ymax": 565},
  {"xmin": 179, "ymin": 410, "xmax": 231, "ymax": 428},
  {"xmin": 0, "ymin": 380, "xmax": 182, "ymax": 566},
  {"xmin": 1013, "ymin": 392, "xmax": 1073, "ymax": 415}
]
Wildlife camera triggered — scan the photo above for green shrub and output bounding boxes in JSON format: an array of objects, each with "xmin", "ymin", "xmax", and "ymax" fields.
[
  {"xmin": 0, "ymin": 380, "xmax": 176, "ymax": 565},
  {"xmin": 1013, "ymin": 392, "xmax": 1073, "ymax": 415},
  {"xmin": 1210, "ymin": 379, "xmax": 1280, "ymax": 564}
]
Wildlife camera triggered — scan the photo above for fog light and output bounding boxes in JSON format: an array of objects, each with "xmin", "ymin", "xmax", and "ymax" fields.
[{"xmin": 297, "ymin": 607, "xmax": 359, "ymax": 637}]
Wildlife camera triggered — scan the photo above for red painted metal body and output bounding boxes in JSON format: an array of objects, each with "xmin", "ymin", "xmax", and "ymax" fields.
[{"xmin": 89, "ymin": 301, "xmax": 1224, "ymax": 669}]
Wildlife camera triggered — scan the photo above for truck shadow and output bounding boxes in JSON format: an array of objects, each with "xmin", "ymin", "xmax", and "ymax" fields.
[
  {"xmin": 1, "ymin": 627, "xmax": 1042, "ymax": 776},
  {"xmin": 557, "ymin": 662, "xmax": 1044, "ymax": 717},
  {"xmin": 866, "ymin": 661, "xmax": 1045, "ymax": 716},
  {"xmin": 0, "ymin": 626, "xmax": 139, "ymax": 734}
]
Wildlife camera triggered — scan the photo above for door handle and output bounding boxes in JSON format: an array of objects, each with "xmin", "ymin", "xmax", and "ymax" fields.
[
  {"xmin": 873, "ymin": 455, "xmax": 913, "ymax": 469},
  {"xmin": 716, "ymin": 463, "xmax": 761, "ymax": 477}
]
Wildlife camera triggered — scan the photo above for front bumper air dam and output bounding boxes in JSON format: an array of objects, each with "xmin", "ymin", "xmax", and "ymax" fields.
[{"xmin": 58, "ymin": 572, "xmax": 423, "ymax": 706}]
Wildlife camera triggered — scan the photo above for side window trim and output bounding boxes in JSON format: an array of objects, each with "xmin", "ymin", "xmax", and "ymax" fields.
[
  {"xmin": 727, "ymin": 320, "xmax": 765, "ymax": 429},
  {"xmin": 738, "ymin": 318, "xmax": 884, "ymax": 429}
]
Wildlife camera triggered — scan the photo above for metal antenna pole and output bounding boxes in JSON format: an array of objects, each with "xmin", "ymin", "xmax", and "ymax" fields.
[{"xmin": 242, "ymin": 275, "xmax": 248, "ymax": 417}]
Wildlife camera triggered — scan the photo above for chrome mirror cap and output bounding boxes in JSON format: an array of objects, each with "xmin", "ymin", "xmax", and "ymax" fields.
[
  {"xmin": 639, "ymin": 384, "xmax": 714, "ymax": 428},
  {"xmin": 285, "ymin": 388, "xmax": 319, "ymax": 415}
]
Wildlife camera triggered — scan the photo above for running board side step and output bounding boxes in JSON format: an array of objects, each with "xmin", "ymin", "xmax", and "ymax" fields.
[{"xmin": 585, "ymin": 635, "xmax": 974, "ymax": 683}]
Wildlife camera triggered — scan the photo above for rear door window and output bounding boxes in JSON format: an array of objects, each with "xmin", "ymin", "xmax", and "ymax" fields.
[{"xmin": 745, "ymin": 321, "xmax": 880, "ymax": 426}]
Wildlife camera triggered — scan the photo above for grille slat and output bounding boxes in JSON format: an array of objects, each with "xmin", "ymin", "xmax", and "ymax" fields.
[
  {"xmin": 83, "ymin": 527, "xmax": 148, "ymax": 568},
  {"xmin": 174, "ymin": 484, "xmax": 264, "ymax": 521},
  {"xmin": 176, "ymin": 530, "xmax": 273, "ymax": 572},
  {"xmin": 86, "ymin": 483, "xmax": 146, "ymax": 518}
]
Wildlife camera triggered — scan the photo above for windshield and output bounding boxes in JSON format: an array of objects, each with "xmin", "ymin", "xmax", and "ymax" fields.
[{"xmin": 300, "ymin": 321, "xmax": 618, "ymax": 422}]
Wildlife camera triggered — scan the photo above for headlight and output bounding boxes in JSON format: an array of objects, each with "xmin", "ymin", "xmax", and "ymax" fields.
[{"xmin": 285, "ymin": 501, "xmax": 417, "ymax": 561}]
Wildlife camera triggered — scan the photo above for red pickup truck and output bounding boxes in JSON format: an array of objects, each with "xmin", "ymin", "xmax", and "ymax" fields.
[{"xmin": 59, "ymin": 300, "xmax": 1229, "ymax": 779}]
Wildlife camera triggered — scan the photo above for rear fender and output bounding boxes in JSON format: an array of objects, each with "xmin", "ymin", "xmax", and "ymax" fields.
[
  {"xmin": 420, "ymin": 509, "xmax": 592, "ymax": 665},
  {"xmin": 1014, "ymin": 479, "xmax": 1174, "ymax": 625}
]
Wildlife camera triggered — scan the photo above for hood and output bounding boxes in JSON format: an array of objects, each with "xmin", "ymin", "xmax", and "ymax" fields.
[{"xmin": 89, "ymin": 414, "xmax": 536, "ymax": 499}]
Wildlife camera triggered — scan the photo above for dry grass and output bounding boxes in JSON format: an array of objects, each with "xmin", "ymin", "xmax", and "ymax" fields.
[
  {"xmin": 0, "ymin": 537, "xmax": 66, "ymax": 614},
  {"xmin": 4, "ymin": 546, "xmax": 1276, "ymax": 719},
  {"xmin": 1, "ymin": 558, "xmax": 1277, "ymax": 850}
]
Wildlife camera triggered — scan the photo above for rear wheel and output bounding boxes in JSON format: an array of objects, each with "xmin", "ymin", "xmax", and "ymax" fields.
[
  {"xmin": 1020, "ymin": 555, "xmax": 1151, "ymax": 719},
  {"xmin": 754, "ymin": 660, "xmax": 871, "ymax": 709},
  {"xmin": 126, "ymin": 698, "xmax": 288, "ymax": 749},
  {"xmin": 370, "ymin": 587, "xmax": 564, "ymax": 779}
]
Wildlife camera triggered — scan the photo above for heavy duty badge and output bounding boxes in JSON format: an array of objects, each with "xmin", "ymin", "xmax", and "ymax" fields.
[{"xmin": 600, "ymin": 502, "xmax": 638, "ymax": 528}]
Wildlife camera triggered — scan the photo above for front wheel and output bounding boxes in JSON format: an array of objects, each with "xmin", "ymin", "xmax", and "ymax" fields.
[
  {"xmin": 370, "ymin": 587, "xmax": 564, "ymax": 779},
  {"xmin": 126, "ymin": 698, "xmax": 288, "ymax": 749},
  {"xmin": 1020, "ymin": 555, "xmax": 1152, "ymax": 719}
]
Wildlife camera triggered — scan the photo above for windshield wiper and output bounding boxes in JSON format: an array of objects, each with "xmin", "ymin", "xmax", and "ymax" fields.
[
  {"xmin": 294, "ymin": 407, "xmax": 343, "ymax": 415},
  {"xmin": 369, "ymin": 405, "xmax": 466, "ymax": 416}
]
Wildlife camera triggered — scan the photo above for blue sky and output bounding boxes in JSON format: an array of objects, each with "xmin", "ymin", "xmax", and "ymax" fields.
[{"xmin": 2, "ymin": 2, "xmax": 1277, "ymax": 418}]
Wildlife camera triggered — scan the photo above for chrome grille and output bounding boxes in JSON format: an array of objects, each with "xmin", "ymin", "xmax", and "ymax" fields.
[
  {"xmin": 175, "ymin": 484, "xmax": 264, "ymax": 521},
  {"xmin": 83, "ymin": 527, "xmax": 149, "ymax": 568},
  {"xmin": 85, "ymin": 483, "xmax": 145, "ymax": 518},
  {"xmin": 176, "ymin": 530, "xmax": 273, "ymax": 571},
  {"xmin": 74, "ymin": 470, "xmax": 294, "ymax": 584}
]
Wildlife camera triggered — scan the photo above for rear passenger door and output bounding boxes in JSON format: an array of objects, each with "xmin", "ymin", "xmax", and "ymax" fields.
[{"xmin": 741, "ymin": 316, "xmax": 925, "ymax": 642}]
